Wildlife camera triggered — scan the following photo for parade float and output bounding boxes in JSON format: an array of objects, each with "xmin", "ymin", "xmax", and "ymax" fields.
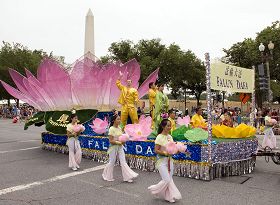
[{"xmin": 0, "ymin": 54, "xmax": 258, "ymax": 181}]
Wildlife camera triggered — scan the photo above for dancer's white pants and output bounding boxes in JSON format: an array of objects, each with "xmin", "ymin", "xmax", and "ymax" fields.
[
  {"xmin": 66, "ymin": 137, "xmax": 82, "ymax": 168},
  {"xmin": 102, "ymin": 145, "xmax": 138, "ymax": 181},
  {"xmin": 262, "ymin": 127, "xmax": 277, "ymax": 149},
  {"xmin": 148, "ymin": 157, "xmax": 182, "ymax": 202}
]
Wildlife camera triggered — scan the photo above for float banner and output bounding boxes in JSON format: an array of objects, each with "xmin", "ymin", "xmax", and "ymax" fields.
[
  {"xmin": 44, "ymin": 109, "xmax": 98, "ymax": 134},
  {"xmin": 41, "ymin": 133, "xmax": 202, "ymax": 162},
  {"xmin": 210, "ymin": 62, "xmax": 254, "ymax": 93}
]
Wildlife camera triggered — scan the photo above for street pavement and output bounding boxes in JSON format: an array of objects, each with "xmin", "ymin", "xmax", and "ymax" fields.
[{"xmin": 0, "ymin": 118, "xmax": 280, "ymax": 205}]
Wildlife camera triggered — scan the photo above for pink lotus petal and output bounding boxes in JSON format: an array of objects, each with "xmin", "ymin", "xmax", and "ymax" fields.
[
  {"xmin": 177, "ymin": 116, "xmax": 191, "ymax": 126},
  {"xmin": 90, "ymin": 118, "xmax": 108, "ymax": 134},
  {"xmin": 80, "ymin": 125, "xmax": 85, "ymax": 132},
  {"xmin": 22, "ymin": 77, "xmax": 50, "ymax": 110},
  {"xmin": 118, "ymin": 134, "xmax": 129, "ymax": 142},
  {"xmin": 27, "ymin": 76, "xmax": 56, "ymax": 110},
  {"xmin": 176, "ymin": 142, "xmax": 187, "ymax": 153},
  {"xmin": 73, "ymin": 125, "xmax": 81, "ymax": 133},
  {"xmin": 70, "ymin": 57, "xmax": 106, "ymax": 109},
  {"xmin": 122, "ymin": 59, "xmax": 140, "ymax": 89},
  {"xmin": 8, "ymin": 69, "xmax": 44, "ymax": 110},
  {"xmin": 25, "ymin": 68, "xmax": 37, "ymax": 79},
  {"xmin": 138, "ymin": 68, "xmax": 159, "ymax": 99},
  {"xmin": 0, "ymin": 80, "xmax": 40, "ymax": 109},
  {"xmin": 37, "ymin": 58, "xmax": 73, "ymax": 110},
  {"xmin": 270, "ymin": 119, "xmax": 277, "ymax": 124},
  {"xmin": 124, "ymin": 123, "xmax": 152, "ymax": 141},
  {"xmin": 139, "ymin": 115, "xmax": 152, "ymax": 128},
  {"xmin": 166, "ymin": 141, "xmax": 178, "ymax": 155},
  {"xmin": 72, "ymin": 124, "xmax": 85, "ymax": 133},
  {"xmin": 9, "ymin": 69, "xmax": 29, "ymax": 94}
]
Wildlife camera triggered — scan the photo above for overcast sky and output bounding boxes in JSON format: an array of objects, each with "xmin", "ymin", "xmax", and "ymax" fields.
[{"xmin": 1, "ymin": 0, "xmax": 279, "ymax": 64}]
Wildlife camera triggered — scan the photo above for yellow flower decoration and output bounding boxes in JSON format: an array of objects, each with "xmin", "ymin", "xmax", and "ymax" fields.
[{"xmin": 212, "ymin": 123, "xmax": 256, "ymax": 138}]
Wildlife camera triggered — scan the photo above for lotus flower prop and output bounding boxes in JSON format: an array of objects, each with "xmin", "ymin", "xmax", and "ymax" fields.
[
  {"xmin": 124, "ymin": 119, "xmax": 153, "ymax": 141},
  {"xmin": 177, "ymin": 116, "xmax": 191, "ymax": 126},
  {"xmin": 90, "ymin": 118, "xmax": 109, "ymax": 134},
  {"xmin": 184, "ymin": 128, "xmax": 208, "ymax": 142},
  {"xmin": 139, "ymin": 115, "xmax": 152, "ymax": 128},
  {"xmin": 176, "ymin": 142, "xmax": 187, "ymax": 153},
  {"xmin": 73, "ymin": 124, "xmax": 85, "ymax": 133},
  {"xmin": 269, "ymin": 119, "xmax": 277, "ymax": 125},
  {"xmin": 118, "ymin": 134, "xmax": 130, "ymax": 143},
  {"xmin": 165, "ymin": 141, "xmax": 178, "ymax": 155},
  {"xmin": 0, "ymin": 56, "xmax": 159, "ymax": 111},
  {"xmin": 212, "ymin": 123, "xmax": 256, "ymax": 138}
]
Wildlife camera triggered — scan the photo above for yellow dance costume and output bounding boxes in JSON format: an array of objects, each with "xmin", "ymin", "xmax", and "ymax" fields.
[
  {"xmin": 191, "ymin": 114, "xmax": 207, "ymax": 128},
  {"xmin": 149, "ymin": 88, "xmax": 157, "ymax": 128},
  {"xmin": 116, "ymin": 80, "xmax": 139, "ymax": 126}
]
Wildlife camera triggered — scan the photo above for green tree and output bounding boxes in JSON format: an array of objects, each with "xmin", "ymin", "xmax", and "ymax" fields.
[
  {"xmin": 169, "ymin": 50, "xmax": 205, "ymax": 107},
  {"xmin": 0, "ymin": 42, "xmax": 51, "ymax": 102},
  {"xmin": 271, "ymin": 80, "xmax": 280, "ymax": 102},
  {"xmin": 256, "ymin": 21, "xmax": 280, "ymax": 80},
  {"xmin": 223, "ymin": 21, "xmax": 280, "ymax": 107},
  {"xmin": 135, "ymin": 39, "xmax": 166, "ymax": 83},
  {"xmin": 107, "ymin": 40, "xmax": 136, "ymax": 63},
  {"xmin": 223, "ymin": 38, "xmax": 259, "ymax": 68}
]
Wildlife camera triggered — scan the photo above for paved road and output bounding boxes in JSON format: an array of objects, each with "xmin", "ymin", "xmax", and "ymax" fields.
[{"xmin": 0, "ymin": 119, "xmax": 279, "ymax": 205}]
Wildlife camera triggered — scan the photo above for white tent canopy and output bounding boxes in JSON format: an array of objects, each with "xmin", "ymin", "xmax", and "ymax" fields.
[{"xmin": 0, "ymin": 100, "xmax": 25, "ymax": 105}]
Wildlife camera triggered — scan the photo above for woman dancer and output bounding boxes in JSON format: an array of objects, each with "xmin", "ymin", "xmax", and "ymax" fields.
[
  {"xmin": 102, "ymin": 114, "xmax": 138, "ymax": 182},
  {"xmin": 262, "ymin": 110, "xmax": 277, "ymax": 149},
  {"xmin": 148, "ymin": 119, "xmax": 182, "ymax": 203},
  {"xmin": 66, "ymin": 114, "xmax": 82, "ymax": 171}
]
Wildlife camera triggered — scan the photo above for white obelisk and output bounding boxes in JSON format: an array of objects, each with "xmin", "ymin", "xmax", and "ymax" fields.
[{"xmin": 84, "ymin": 9, "xmax": 95, "ymax": 60}]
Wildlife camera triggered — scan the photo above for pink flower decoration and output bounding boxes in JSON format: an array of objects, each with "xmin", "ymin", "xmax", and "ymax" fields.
[
  {"xmin": 161, "ymin": 113, "xmax": 168, "ymax": 119},
  {"xmin": 165, "ymin": 141, "xmax": 178, "ymax": 155},
  {"xmin": 176, "ymin": 142, "xmax": 187, "ymax": 153},
  {"xmin": 80, "ymin": 125, "xmax": 85, "ymax": 132},
  {"xmin": 139, "ymin": 115, "xmax": 152, "ymax": 128},
  {"xmin": 73, "ymin": 124, "xmax": 84, "ymax": 133},
  {"xmin": 118, "ymin": 134, "xmax": 129, "ymax": 142},
  {"xmin": 177, "ymin": 115, "xmax": 190, "ymax": 126},
  {"xmin": 90, "ymin": 118, "xmax": 108, "ymax": 134},
  {"xmin": 124, "ymin": 122, "xmax": 152, "ymax": 141},
  {"xmin": 270, "ymin": 119, "xmax": 277, "ymax": 124},
  {"xmin": 12, "ymin": 117, "xmax": 18, "ymax": 123}
]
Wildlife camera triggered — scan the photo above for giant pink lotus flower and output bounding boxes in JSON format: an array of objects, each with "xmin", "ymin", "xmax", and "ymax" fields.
[
  {"xmin": 124, "ymin": 117, "xmax": 153, "ymax": 141},
  {"xmin": 0, "ymin": 56, "xmax": 159, "ymax": 111},
  {"xmin": 90, "ymin": 118, "xmax": 108, "ymax": 134},
  {"xmin": 177, "ymin": 116, "xmax": 191, "ymax": 126}
]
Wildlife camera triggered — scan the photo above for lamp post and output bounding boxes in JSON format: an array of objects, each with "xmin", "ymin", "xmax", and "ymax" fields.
[{"xmin": 259, "ymin": 41, "xmax": 274, "ymax": 103}]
